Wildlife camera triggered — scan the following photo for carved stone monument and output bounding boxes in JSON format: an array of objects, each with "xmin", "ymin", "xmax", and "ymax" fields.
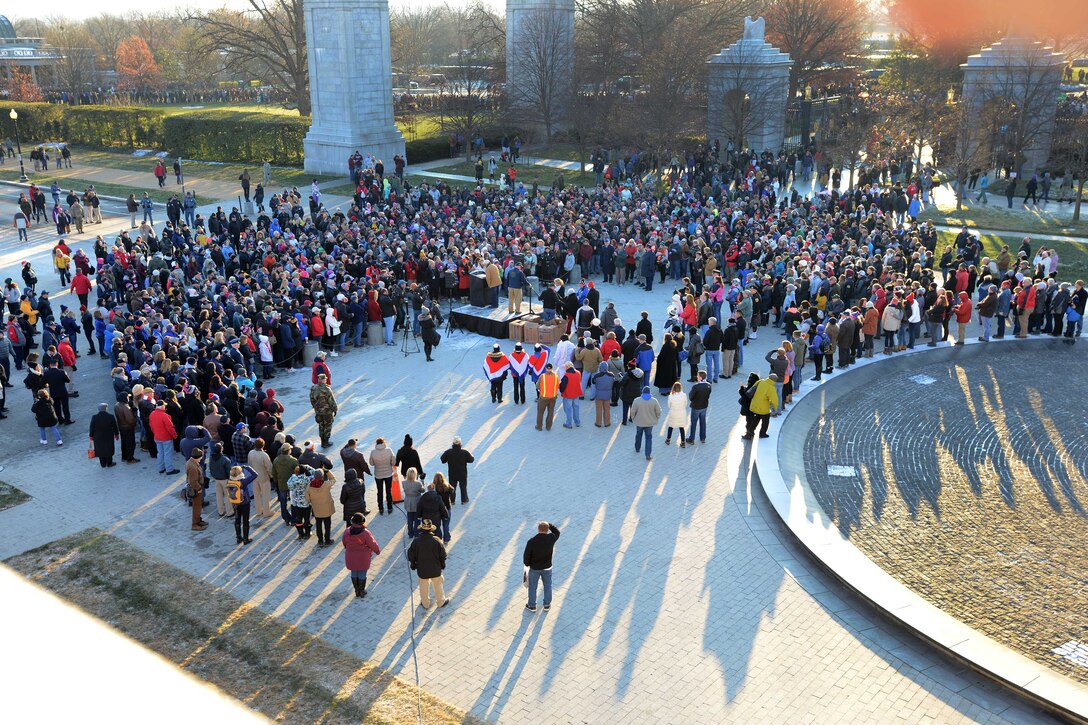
[
  {"xmin": 707, "ymin": 16, "xmax": 792, "ymax": 154},
  {"xmin": 303, "ymin": 0, "xmax": 405, "ymax": 175},
  {"xmin": 960, "ymin": 35, "xmax": 1066, "ymax": 176}
]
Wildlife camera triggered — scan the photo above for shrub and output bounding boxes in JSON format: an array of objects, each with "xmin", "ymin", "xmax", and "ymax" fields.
[{"xmin": 164, "ymin": 111, "xmax": 308, "ymax": 166}]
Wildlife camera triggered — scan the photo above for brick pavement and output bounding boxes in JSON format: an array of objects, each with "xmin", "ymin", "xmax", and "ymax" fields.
[
  {"xmin": 803, "ymin": 343, "xmax": 1088, "ymax": 687},
  {"xmin": 0, "ymin": 275, "xmax": 1055, "ymax": 722}
]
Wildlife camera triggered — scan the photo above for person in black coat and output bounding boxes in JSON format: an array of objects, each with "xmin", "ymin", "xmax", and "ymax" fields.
[
  {"xmin": 407, "ymin": 519, "xmax": 449, "ymax": 608},
  {"xmin": 32, "ymin": 390, "xmax": 62, "ymax": 445},
  {"xmin": 439, "ymin": 437, "xmax": 475, "ymax": 504},
  {"xmin": 653, "ymin": 333, "xmax": 680, "ymax": 394},
  {"xmin": 396, "ymin": 433, "xmax": 424, "ymax": 480},
  {"xmin": 417, "ymin": 483, "xmax": 450, "ymax": 536},
  {"xmin": 339, "ymin": 468, "xmax": 368, "ymax": 521},
  {"xmin": 635, "ymin": 311, "xmax": 654, "ymax": 344},
  {"xmin": 89, "ymin": 403, "xmax": 119, "ymax": 467},
  {"xmin": 43, "ymin": 359, "xmax": 73, "ymax": 424}
]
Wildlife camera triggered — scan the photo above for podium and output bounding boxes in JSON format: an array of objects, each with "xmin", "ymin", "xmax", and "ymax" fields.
[{"xmin": 469, "ymin": 273, "xmax": 490, "ymax": 307}]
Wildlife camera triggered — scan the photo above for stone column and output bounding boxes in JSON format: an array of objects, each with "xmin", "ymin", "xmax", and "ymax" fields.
[
  {"xmin": 506, "ymin": 0, "xmax": 575, "ymax": 127},
  {"xmin": 303, "ymin": 0, "xmax": 406, "ymax": 175},
  {"xmin": 707, "ymin": 16, "xmax": 792, "ymax": 155},
  {"xmin": 960, "ymin": 36, "xmax": 1066, "ymax": 177}
]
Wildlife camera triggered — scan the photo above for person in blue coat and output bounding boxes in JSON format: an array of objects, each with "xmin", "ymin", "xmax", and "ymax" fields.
[{"xmin": 590, "ymin": 362, "xmax": 615, "ymax": 427}]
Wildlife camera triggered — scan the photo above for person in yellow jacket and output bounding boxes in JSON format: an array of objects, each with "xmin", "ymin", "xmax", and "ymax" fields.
[{"xmin": 742, "ymin": 373, "xmax": 779, "ymax": 440}]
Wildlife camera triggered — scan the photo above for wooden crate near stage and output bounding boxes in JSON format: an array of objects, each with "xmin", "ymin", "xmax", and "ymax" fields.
[
  {"xmin": 509, "ymin": 320, "xmax": 527, "ymax": 343},
  {"xmin": 538, "ymin": 321, "xmax": 563, "ymax": 345},
  {"xmin": 523, "ymin": 322, "xmax": 540, "ymax": 345}
]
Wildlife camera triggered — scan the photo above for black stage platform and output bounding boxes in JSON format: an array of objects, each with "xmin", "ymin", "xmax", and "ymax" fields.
[{"xmin": 450, "ymin": 300, "xmax": 531, "ymax": 339}]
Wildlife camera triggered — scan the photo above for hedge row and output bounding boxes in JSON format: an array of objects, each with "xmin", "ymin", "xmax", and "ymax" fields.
[{"xmin": 5, "ymin": 102, "xmax": 506, "ymax": 167}]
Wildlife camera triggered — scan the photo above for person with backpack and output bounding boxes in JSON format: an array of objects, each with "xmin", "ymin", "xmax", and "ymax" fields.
[
  {"xmin": 225, "ymin": 465, "xmax": 257, "ymax": 545},
  {"xmin": 342, "ymin": 512, "xmax": 380, "ymax": 599}
]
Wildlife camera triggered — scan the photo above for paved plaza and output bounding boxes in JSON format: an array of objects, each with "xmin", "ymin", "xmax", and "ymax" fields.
[
  {"xmin": 0, "ymin": 207, "xmax": 1060, "ymax": 721},
  {"xmin": 802, "ymin": 344, "xmax": 1088, "ymax": 687}
]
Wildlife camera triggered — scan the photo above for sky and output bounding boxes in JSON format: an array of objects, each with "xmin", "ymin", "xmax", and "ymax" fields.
[{"xmin": 9, "ymin": 0, "xmax": 469, "ymax": 23}]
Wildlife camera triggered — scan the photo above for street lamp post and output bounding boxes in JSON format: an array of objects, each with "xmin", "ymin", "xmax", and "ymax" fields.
[{"xmin": 8, "ymin": 109, "xmax": 28, "ymax": 183}]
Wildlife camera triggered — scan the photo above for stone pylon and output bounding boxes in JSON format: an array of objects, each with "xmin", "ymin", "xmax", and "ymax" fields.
[
  {"xmin": 506, "ymin": 0, "xmax": 576, "ymax": 131},
  {"xmin": 707, "ymin": 16, "xmax": 792, "ymax": 154},
  {"xmin": 960, "ymin": 35, "xmax": 1066, "ymax": 177},
  {"xmin": 303, "ymin": 0, "xmax": 406, "ymax": 175}
]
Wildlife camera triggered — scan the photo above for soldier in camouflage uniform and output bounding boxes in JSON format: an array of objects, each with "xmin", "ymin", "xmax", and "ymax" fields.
[{"xmin": 309, "ymin": 373, "xmax": 338, "ymax": 449}]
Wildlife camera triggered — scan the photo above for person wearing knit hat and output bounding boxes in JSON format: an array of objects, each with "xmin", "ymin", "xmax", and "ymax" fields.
[{"xmin": 484, "ymin": 343, "xmax": 510, "ymax": 404}]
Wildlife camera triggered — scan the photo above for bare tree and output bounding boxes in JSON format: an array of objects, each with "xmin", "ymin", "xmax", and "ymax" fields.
[
  {"xmin": 391, "ymin": 5, "xmax": 447, "ymax": 91},
  {"xmin": 191, "ymin": 0, "xmax": 309, "ymax": 114},
  {"xmin": 576, "ymin": 0, "xmax": 761, "ymax": 153},
  {"xmin": 938, "ymin": 101, "xmax": 991, "ymax": 210},
  {"xmin": 1050, "ymin": 107, "xmax": 1088, "ymax": 221},
  {"xmin": 434, "ymin": 5, "xmax": 503, "ymax": 161},
  {"xmin": 821, "ymin": 92, "xmax": 880, "ymax": 191},
  {"xmin": 41, "ymin": 20, "xmax": 101, "ymax": 96},
  {"xmin": 508, "ymin": 4, "xmax": 574, "ymax": 140},
  {"xmin": 765, "ymin": 0, "xmax": 866, "ymax": 98}
]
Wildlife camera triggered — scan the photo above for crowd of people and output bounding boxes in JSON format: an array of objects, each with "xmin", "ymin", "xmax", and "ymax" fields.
[{"xmin": 2, "ymin": 136, "xmax": 1085, "ymax": 604}]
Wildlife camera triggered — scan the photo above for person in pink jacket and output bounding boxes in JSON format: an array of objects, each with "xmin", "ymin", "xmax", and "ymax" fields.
[{"xmin": 342, "ymin": 512, "xmax": 381, "ymax": 598}]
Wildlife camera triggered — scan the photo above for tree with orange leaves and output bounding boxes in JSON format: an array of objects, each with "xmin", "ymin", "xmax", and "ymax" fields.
[
  {"xmin": 115, "ymin": 36, "xmax": 164, "ymax": 94},
  {"xmin": 1, "ymin": 68, "xmax": 44, "ymax": 102}
]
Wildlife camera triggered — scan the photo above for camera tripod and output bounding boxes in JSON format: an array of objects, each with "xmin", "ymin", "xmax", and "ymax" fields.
[
  {"xmin": 445, "ymin": 295, "xmax": 462, "ymax": 337},
  {"xmin": 401, "ymin": 317, "xmax": 420, "ymax": 357}
]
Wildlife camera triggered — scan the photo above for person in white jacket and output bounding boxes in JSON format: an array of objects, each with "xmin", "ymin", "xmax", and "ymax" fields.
[
  {"xmin": 324, "ymin": 307, "xmax": 341, "ymax": 357},
  {"xmin": 664, "ymin": 381, "xmax": 688, "ymax": 447}
]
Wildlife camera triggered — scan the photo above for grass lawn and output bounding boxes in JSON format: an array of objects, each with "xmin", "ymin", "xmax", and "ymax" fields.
[
  {"xmin": 69, "ymin": 148, "xmax": 342, "ymax": 188},
  {"xmin": 395, "ymin": 114, "xmax": 443, "ymax": 141},
  {"xmin": 936, "ymin": 230, "xmax": 1088, "ymax": 282},
  {"xmin": 0, "ymin": 481, "xmax": 30, "ymax": 512},
  {"xmin": 6, "ymin": 529, "xmax": 482, "ymax": 725},
  {"xmin": 0, "ymin": 168, "xmax": 206, "ymax": 205},
  {"xmin": 152, "ymin": 103, "xmax": 302, "ymax": 117},
  {"xmin": 424, "ymin": 160, "xmax": 596, "ymax": 188},
  {"xmin": 920, "ymin": 195, "xmax": 1088, "ymax": 237}
]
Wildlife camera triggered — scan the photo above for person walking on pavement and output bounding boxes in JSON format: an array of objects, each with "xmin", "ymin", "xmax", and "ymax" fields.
[
  {"xmin": 141, "ymin": 192, "xmax": 154, "ymax": 224},
  {"xmin": 629, "ymin": 386, "xmax": 661, "ymax": 461},
  {"xmin": 309, "ymin": 373, "xmax": 338, "ymax": 448},
  {"xmin": 440, "ymin": 436, "xmax": 475, "ymax": 504},
  {"xmin": 343, "ymin": 512, "xmax": 380, "ymax": 599},
  {"xmin": 523, "ymin": 521, "xmax": 561, "ymax": 612},
  {"xmin": 742, "ymin": 373, "xmax": 779, "ymax": 440},
  {"xmin": 687, "ymin": 371, "xmax": 712, "ymax": 444},
  {"xmin": 88, "ymin": 402, "xmax": 119, "ymax": 467},
  {"xmin": 402, "ymin": 467, "xmax": 424, "ymax": 537},
  {"xmin": 407, "ymin": 519, "xmax": 450, "ymax": 608}
]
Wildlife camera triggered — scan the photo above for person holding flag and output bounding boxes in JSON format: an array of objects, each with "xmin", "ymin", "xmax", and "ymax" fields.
[
  {"xmin": 527, "ymin": 343, "xmax": 551, "ymax": 400},
  {"xmin": 483, "ymin": 343, "xmax": 510, "ymax": 404},
  {"xmin": 508, "ymin": 342, "xmax": 530, "ymax": 405}
]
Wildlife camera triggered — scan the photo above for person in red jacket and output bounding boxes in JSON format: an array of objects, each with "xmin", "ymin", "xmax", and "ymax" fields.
[
  {"xmin": 312, "ymin": 351, "xmax": 332, "ymax": 385},
  {"xmin": 69, "ymin": 270, "xmax": 93, "ymax": 308},
  {"xmin": 559, "ymin": 362, "xmax": 582, "ymax": 428},
  {"xmin": 342, "ymin": 512, "xmax": 381, "ymax": 598},
  {"xmin": 149, "ymin": 400, "xmax": 180, "ymax": 474},
  {"xmin": 952, "ymin": 291, "xmax": 973, "ymax": 345}
]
